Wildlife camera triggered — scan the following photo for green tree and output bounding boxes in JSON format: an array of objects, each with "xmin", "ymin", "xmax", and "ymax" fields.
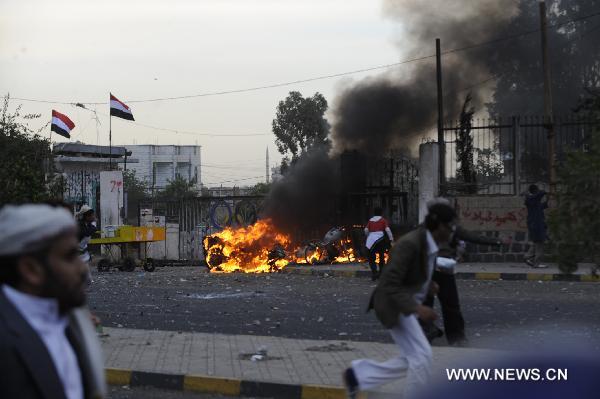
[
  {"xmin": 487, "ymin": 0, "xmax": 600, "ymax": 116},
  {"xmin": 0, "ymin": 95, "xmax": 52, "ymax": 205},
  {"xmin": 548, "ymin": 91, "xmax": 600, "ymax": 273},
  {"xmin": 248, "ymin": 182, "xmax": 271, "ymax": 195},
  {"xmin": 272, "ymin": 91, "xmax": 329, "ymax": 168},
  {"xmin": 456, "ymin": 93, "xmax": 477, "ymax": 193},
  {"xmin": 123, "ymin": 170, "xmax": 150, "ymax": 223},
  {"xmin": 157, "ymin": 175, "xmax": 197, "ymax": 201},
  {"xmin": 474, "ymin": 147, "xmax": 504, "ymax": 182}
]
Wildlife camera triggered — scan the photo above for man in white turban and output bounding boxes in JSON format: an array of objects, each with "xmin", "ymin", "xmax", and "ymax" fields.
[{"xmin": 0, "ymin": 204, "xmax": 106, "ymax": 399}]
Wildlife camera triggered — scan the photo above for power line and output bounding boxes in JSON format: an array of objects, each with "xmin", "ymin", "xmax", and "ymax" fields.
[
  {"xmin": 10, "ymin": 8, "xmax": 600, "ymax": 106},
  {"xmin": 201, "ymin": 170, "xmax": 263, "ymax": 179},
  {"xmin": 202, "ymin": 175, "xmax": 264, "ymax": 185},
  {"xmin": 71, "ymin": 104, "xmax": 271, "ymax": 137},
  {"xmin": 201, "ymin": 164, "xmax": 264, "ymax": 170},
  {"xmin": 9, "ymin": 55, "xmax": 432, "ymax": 105},
  {"xmin": 127, "ymin": 119, "xmax": 270, "ymax": 137}
]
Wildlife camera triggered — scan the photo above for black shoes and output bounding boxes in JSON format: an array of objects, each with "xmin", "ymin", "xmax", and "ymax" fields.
[{"xmin": 343, "ymin": 367, "xmax": 359, "ymax": 399}]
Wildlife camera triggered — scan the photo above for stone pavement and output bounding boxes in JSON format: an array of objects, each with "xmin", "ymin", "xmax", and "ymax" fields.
[
  {"xmin": 102, "ymin": 327, "xmax": 498, "ymax": 399},
  {"xmin": 283, "ymin": 262, "xmax": 599, "ymax": 283}
]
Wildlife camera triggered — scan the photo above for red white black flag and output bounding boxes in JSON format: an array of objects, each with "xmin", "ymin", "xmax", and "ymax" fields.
[
  {"xmin": 110, "ymin": 93, "xmax": 134, "ymax": 121},
  {"xmin": 51, "ymin": 110, "xmax": 75, "ymax": 139}
]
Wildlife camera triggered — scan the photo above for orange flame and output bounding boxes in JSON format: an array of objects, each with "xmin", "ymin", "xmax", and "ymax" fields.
[
  {"xmin": 203, "ymin": 219, "xmax": 292, "ymax": 273},
  {"xmin": 203, "ymin": 219, "xmax": 390, "ymax": 273}
]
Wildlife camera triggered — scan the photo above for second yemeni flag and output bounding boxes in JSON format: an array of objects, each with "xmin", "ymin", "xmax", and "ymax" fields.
[
  {"xmin": 110, "ymin": 93, "xmax": 135, "ymax": 121},
  {"xmin": 51, "ymin": 110, "xmax": 75, "ymax": 139}
]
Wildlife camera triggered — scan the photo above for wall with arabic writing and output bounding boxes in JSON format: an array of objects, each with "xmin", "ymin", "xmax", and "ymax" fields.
[
  {"xmin": 455, "ymin": 196, "xmax": 527, "ymax": 232},
  {"xmin": 453, "ymin": 195, "xmax": 542, "ymax": 262}
]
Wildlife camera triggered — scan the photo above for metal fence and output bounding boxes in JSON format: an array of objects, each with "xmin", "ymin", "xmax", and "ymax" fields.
[
  {"xmin": 443, "ymin": 116, "xmax": 598, "ymax": 195},
  {"xmin": 137, "ymin": 196, "xmax": 266, "ymax": 260},
  {"xmin": 139, "ymin": 195, "xmax": 265, "ymax": 233},
  {"xmin": 340, "ymin": 151, "xmax": 419, "ymax": 228}
]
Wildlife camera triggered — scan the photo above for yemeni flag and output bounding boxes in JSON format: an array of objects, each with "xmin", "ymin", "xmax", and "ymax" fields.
[
  {"xmin": 110, "ymin": 93, "xmax": 135, "ymax": 120},
  {"xmin": 51, "ymin": 110, "xmax": 75, "ymax": 139}
]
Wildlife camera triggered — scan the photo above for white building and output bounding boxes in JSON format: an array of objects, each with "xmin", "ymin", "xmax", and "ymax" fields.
[{"xmin": 125, "ymin": 145, "xmax": 202, "ymax": 191}]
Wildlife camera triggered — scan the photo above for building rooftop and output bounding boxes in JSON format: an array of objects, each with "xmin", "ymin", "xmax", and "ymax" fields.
[
  {"xmin": 127, "ymin": 144, "xmax": 202, "ymax": 148},
  {"xmin": 53, "ymin": 142, "xmax": 130, "ymax": 158}
]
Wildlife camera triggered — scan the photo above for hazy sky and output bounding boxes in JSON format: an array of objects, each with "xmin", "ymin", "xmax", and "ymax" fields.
[{"xmin": 0, "ymin": 0, "xmax": 402, "ymax": 186}]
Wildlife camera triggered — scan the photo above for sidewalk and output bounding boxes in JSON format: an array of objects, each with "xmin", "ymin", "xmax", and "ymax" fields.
[
  {"xmin": 282, "ymin": 262, "xmax": 600, "ymax": 283},
  {"xmin": 102, "ymin": 327, "xmax": 498, "ymax": 399}
]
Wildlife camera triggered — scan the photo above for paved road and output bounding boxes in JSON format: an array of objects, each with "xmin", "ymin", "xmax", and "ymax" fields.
[{"xmin": 88, "ymin": 267, "xmax": 600, "ymax": 351}]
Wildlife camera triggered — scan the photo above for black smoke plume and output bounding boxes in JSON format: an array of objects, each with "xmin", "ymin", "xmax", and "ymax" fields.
[
  {"xmin": 263, "ymin": 146, "xmax": 339, "ymax": 236},
  {"xmin": 263, "ymin": 0, "xmax": 600, "ymax": 233},
  {"xmin": 330, "ymin": 0, "xmax": 521, "ymax": 155}
]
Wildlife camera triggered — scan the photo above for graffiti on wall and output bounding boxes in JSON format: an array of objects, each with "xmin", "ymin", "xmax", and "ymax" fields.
[
  {"xmin": 459, "ymin": 208, "xmax": 527, "ymax": 230},
  {"xmin": 139, "ymin": 196, "xmax": 266, "ymax": 261},
  {"xmin": 63, "ymin": 170, "xmax": 100, "ymax": 206},
  {"xmin": 455, "ymin": 196, "xmax": 527, "ymax": 231}
]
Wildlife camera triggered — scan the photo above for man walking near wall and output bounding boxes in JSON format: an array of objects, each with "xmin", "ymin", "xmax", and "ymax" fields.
[
  {"xmin": 421, "ymin": 198, "xmax": 507, "ymax": 346},
  {"xmin": 524, "ymin": 184, "xmax": 548, "ymax": 268},
  {"xmin": 343, "ymin": 203, "xmax": 457, "ymax": 398}
]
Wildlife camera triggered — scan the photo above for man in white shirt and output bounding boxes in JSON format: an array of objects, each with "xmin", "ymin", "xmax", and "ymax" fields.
[{"xmin": 0, "ymin": 204, "xmax": 106, "ymax": 399}]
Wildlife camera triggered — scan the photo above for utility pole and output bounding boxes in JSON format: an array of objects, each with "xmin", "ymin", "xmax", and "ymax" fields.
[
  {"xmin": 109, "ymin": 111, "xmax": 112, "ymax": 170},
  {"xmin": 266, "ymin": 147, "xmax": 270, "ymax": 184},
  {"xmin": 539, "ymin": 1, "xmax": 556, "ymax": 195},
  {"xmin": 436, "ymin": 38, "xmax": 446, "ymax": 194}
]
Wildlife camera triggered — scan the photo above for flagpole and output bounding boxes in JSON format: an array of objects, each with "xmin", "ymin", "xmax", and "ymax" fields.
[{"xmin": 109, "ymin": 100, "xmax": 112, "ymax": 170}]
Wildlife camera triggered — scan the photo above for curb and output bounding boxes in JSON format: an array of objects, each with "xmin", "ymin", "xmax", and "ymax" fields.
[
  {"xmin": 282, "ymin": 267, "xmax": 600, "ymax": 283},
  {"xmin": 106, "ymin": 368, "xmax": 390, "ymax": 399}
]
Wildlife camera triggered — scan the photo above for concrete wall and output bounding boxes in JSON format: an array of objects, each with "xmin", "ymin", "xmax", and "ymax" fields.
[
  {"xmin": 99, "ymin": 171, "xmax": 124, "ymax": 228},
  {"xmin": 455, "ymin": 196, "xmax": 527, "ymax": 232},
  {"xmin": 454, "ymin": 195, "xmax": 535, "ymax": 263},
  {"xmin": 417, "ymin": 141, "xmax": 535, "ymax": 262},
  {"xmin": 55, "ymin": 161, "xmax": 104, "ymax": 206},
  {"xmin": 418, "ymin": 142, "xmax": 439, "ymax": 223}
]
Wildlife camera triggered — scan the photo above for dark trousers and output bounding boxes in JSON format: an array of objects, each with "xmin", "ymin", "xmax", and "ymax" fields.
[
  {"xmin": 368, "ymin": 239, "xmax": 387, "ymax": 274},
  {"xmin": 423, "ymin": 270, "xmax": 466, "ymax": 344}
]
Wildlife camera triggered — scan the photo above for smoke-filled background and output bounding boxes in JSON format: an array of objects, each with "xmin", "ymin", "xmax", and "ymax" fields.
[
  {"xmin": 264, "ymin": 146, "xmax": 339, "ymax": 235},
  {"xmin": 265, "ymin": 0, "xmax": 600, "ymax": 232},
  {"xmin": 330, "ymin": 0, "xmax": 519, "ymax": 156},
  {"xmin": 331, "ymin": 0, "xmax": 600, "ymax": 155}
]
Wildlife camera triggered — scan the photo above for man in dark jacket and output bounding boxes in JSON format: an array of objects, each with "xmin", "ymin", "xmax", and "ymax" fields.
[
  {"xmin": 0, "ymin": 204, "xmax": 106, "ymax": 399},
  {"xmin": 343, "ymin": 203, "xmax": 457, "ymax": 398},
  {"xmin": 524, "ymin": 184, "xmax": 548, "ymax": 268},
  {"xmin": 423, "ymin": 224, "xmax": 505, "ymax": 345}
]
